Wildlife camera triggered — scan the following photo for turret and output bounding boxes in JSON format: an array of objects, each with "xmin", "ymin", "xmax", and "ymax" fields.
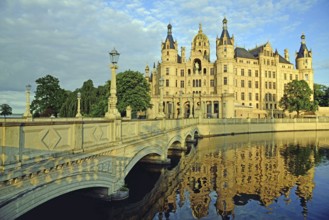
[
  {"xmin": 295, "ymin": 33, "xmax": 312, "ymax": 70},
  {"xmin": 284, "ymin": 48, "xmax": 290, "ymax": 62},
  {"xmin": 216, "ymin": 17, "xmax": 235, "ymax": 59},
  {"xmin": 161, "ymin": 24, "xmax": 178, "ymax": 63},
  {"xmin": 145, "ymin": 65, "xmax": 150, "ymax": 81},
  {"xmin": 181, "ymin": 46, "xmax": 186, "ymax": 63},
  {"xmin": 295, "ymin": 33, "xmax": 314, "ymax": 99}
]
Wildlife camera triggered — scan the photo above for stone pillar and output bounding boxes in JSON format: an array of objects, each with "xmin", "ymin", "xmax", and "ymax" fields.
[
  {"xmin": 189, "ymin": 99, "xmax": 193, "ymax": 118},
  {"xmin": 126, "ymin": 106, "xmax": 132, "ymax": 120},
  {"xmin": 106, "ymin": 64, "xmax": 121, "ymax": 119},
  {"xmin": 172, "ymin": 97, "xmax": 175, "ymax": 119},
  {"xmin": 23, "ymin": 85, "xmax": 32, "ymax": 118},
  {"xmin": 179, "ymin": 92, "xmax": 183, "ymax": 119}
]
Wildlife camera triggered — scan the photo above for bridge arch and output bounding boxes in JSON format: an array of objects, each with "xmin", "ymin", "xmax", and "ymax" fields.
[
  {"xmin": 0, "ymin": 172, "xmax": 118, "ymax": 220},
  {"xmin": 124, "ymin": 146, "xmax": 164, "ymax": 176}
]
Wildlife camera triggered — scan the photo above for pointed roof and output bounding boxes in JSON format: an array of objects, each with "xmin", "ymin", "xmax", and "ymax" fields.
[
  {"xmin": 163, "ymin": 23, "xmax": 175, "ymax": 49},
  {"xmin": 296, "ymin": 33, "xmax": 310, "ymax": 58},
  {"xmin": 218, "ymin": 17, "xmax": 232, "ymax": 45}
]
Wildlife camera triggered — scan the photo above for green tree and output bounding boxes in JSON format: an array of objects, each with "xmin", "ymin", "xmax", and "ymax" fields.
[
  {"xmin": 116, "ymin": 70, "xmax": 152, "ymax": 117},
  {"xmin": 31, "ymin": 75, "xmax": 67, "ymax": 117},
  {"xmin": 90, "ymin": 83, "xmax": 109, "ymax": 117},
  {"xmin": 0, "ymin": 104, "xmax": 12, "ymax": 118},
  {"xmin": 314, "ymin": 83, "xmax": 329, "ymax": 106},
  {"xmin": 279, "ymin": 80, "xmax": 318, "ymax": 118}
]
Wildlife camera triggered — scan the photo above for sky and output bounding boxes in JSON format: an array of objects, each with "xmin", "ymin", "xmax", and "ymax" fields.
[{"xmin": 1, "ymin": 0, "xmax": 329, "ymax": 113}]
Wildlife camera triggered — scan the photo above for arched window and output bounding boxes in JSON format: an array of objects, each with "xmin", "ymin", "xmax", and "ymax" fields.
[{"xmin": 203, "ymin": 68, "xmax": 207, "ymax": 75}]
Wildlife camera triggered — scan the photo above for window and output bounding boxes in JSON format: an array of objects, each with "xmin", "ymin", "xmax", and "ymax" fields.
[
  {"xmin": 305, "ymin": 74, "xmax": 309, "ymax": 81},
  {"xmin": 273, "ymin": 82, "xmax": 276, "ymax": 89},
  {"xmin": 166, "ymin": 68, "xmax": 169, "ymax": 75},
  {"xmin": 265, "ymin": 82, "xmax": 268, "ymax": 89},
  {"xmin": 203, "ymin": 68, "xmax": 207, "ymax": 75},
  {"xmin": 180, "ymin": 80, "xmax": 184, "ymax": 88},
  {"xmin": 269, "ymin": 71, "xmax": 271, "ymax": 78},
  {"xmin": 255, "ymin": 93, "xmax": 259, "ymax": 101},
  {"xmin": 224, "ymin": 65, "xmax": 227, "ymax": 73},
  {"xmin": 265, "ymin": 71, "xmax": 267, "ymax": 78},
  {"xmin": 273, "ymin": 72, "xmax": 276, "ymax": 78},
  {"xmin": 210, "ymin": 68, "xmax": 214, "ymax": 75},
  {"xmin": 166, "ymin": 79, "xmax": 169, "ymax": 87},
  {"xmin": 255, "ymin": 81, "xmax": 259, "ymax": 88},
  {"xmin": 284, "ymin": 73, "xmax": 287, "ymax": 80},
  {"xmin": 180, "ymin": 69, "xmax": 184, "ymax": 77},
  {"xmin": 273, "ymin": 94, "xmax": 276, "ymax": 101},
  {"xmin": 241, "ymin": 80, "xmax": 245, "ymax": 87},
  {"xmin": 295, "ymin": 75, "xmax": 298, "ymax": 80},
  {"xmin": 193, "ymin": 80, "xmax": 195, "ymax": 87},
  {"xmin": 248, "ymin": 80, "xmax": 252, "ymax": 88},
  {"xmin": 241, "ymin": 69, "xmax": 244, "ymax": 76},
  {"xmin": 269, "ymin": 82, "xmax": 272, "ymax": 89},
  {"xmin": 255, "ymin": 70, "xmax": 259, "ymax": 77},
  {"xmin": 248, "ymin": 69, "xmax": 251, "ymax": 77},
  {"xmin": 241, "ymin": 92, "xmax": 245, "ymax": 101},
  {"xmin": 290, "ymin": 74, "xmax": 292, "ymax": 80},
  {"xmin": 224, "ymin": 77, "xmax": 228, "ymax": 85},
  {"xmin": 210, "ymin": 80, "xmax": 215, "ymax": 87},
  {"xmin": 249, "ymin": 93, "xmax": 252, "ymax": 101},
  {"xmin": 188, "ymin": 69, "xmax": 191, "ymax": 75},
  {"xmin": 176, "ymin": 80, "xmax": 177, "ymax": 87}
]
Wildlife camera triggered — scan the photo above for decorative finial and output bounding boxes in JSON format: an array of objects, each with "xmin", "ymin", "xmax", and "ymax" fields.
[{"xmin": 301, "ymin": 33, "xmax": 306, "ymax": 44}]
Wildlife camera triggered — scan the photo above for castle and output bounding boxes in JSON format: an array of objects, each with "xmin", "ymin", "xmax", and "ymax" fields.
[{"xmin": 145, "ymin": 18, "xmax": 313, "ymax": 119}]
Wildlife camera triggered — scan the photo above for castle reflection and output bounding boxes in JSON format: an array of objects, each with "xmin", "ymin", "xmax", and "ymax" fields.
[{"xmin": 157, "ymin": 131, "xmax": 329, "ymax": 219}]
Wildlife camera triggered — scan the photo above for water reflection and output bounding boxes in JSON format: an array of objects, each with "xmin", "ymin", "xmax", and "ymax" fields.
[
  {"xmin": 153, "ymin": 131, "xmax": 329, "ymax": 219},
  {"xmin": 19, "ymin": 131, "xmax": 329, "ymax": 220}
]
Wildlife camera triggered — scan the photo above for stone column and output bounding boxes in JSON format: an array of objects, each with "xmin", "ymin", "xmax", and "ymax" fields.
[{"xmin": 189, "ymin": 98, "xmax": 193, "ymax": 118}]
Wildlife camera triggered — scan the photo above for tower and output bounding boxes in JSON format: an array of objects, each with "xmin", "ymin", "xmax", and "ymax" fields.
[
  {"xmin": 295, "ymin": 33, "xmax": 314, "ymax": 97},
  {"xmin": 161, "ymin": 24, "xmax": 178, "ymax": 63},
  {"xmin": 216, "ymin": 17, "xmax": 235, "ymax": 118}
]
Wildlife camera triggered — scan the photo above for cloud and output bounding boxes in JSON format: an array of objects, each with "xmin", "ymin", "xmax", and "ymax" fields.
[{"xmin": 0, "ymin": 0, "xmax": 328, "ymax": 109}]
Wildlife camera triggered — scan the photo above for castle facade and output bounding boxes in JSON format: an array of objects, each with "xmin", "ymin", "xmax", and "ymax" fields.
[{"xmin": 145, "ymin": 18, "xmax": 313, "ymax": 119}]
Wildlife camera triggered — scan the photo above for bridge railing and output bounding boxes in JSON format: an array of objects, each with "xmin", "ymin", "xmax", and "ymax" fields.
[{"xmin": 0, "ymin": 118, "xmax": 199, "ymax": 174}]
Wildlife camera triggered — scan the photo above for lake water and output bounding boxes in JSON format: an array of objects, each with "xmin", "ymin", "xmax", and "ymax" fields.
[{"xmin": 20, "ymin": 131, "xmax": 329, "ymax": 220}]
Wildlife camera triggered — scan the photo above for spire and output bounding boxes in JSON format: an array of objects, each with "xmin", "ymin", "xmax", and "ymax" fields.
[
  {"xmin": 223, "ymin": 17, "xmax": 228, "ymax": 30},
  {"xmin": 163, "ymin": 23, "xmax": 175, "ymax": 49},
  {"xmin": 167, "ymin": 23, "xmax": 172, "ymax": 35},
  {"xmin": 199, "ymin": 23, "xmax": 202, "ymax": 33},
  {"xmin": 218, "ymin": 17, "xmax": 232, "ymax": 45},
  {"xmin": 296, "ymin": 33, "xmax": 310, "ymax": 58},
  {"xmin": 301, "ymin": 33, "xmax": 306, "ymax": 44}
]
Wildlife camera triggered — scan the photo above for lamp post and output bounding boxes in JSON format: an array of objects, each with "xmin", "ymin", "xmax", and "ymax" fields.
[
  {"xmin": 76, "ymin": 92, "xmax": 82, "ymax": 118},
  {"xmin": 23, "ymin": 84, "xmax": 32, "ymax": 118},
  {"xmin": 157, "ymin": 77, "xmax": 165, "ymax": 119},
  {"xmin": 105, "ymin": 48, "xmax": 121, "ymax": 119}
]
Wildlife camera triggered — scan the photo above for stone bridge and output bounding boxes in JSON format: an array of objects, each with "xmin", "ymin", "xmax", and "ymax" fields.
[
  {"xmin": 0, "ymin": 118, "xmax": 199, "ymax": 219},
  {"xmin": 1, "ymin": 117, "xmax": 329, "ymax": 219}
]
